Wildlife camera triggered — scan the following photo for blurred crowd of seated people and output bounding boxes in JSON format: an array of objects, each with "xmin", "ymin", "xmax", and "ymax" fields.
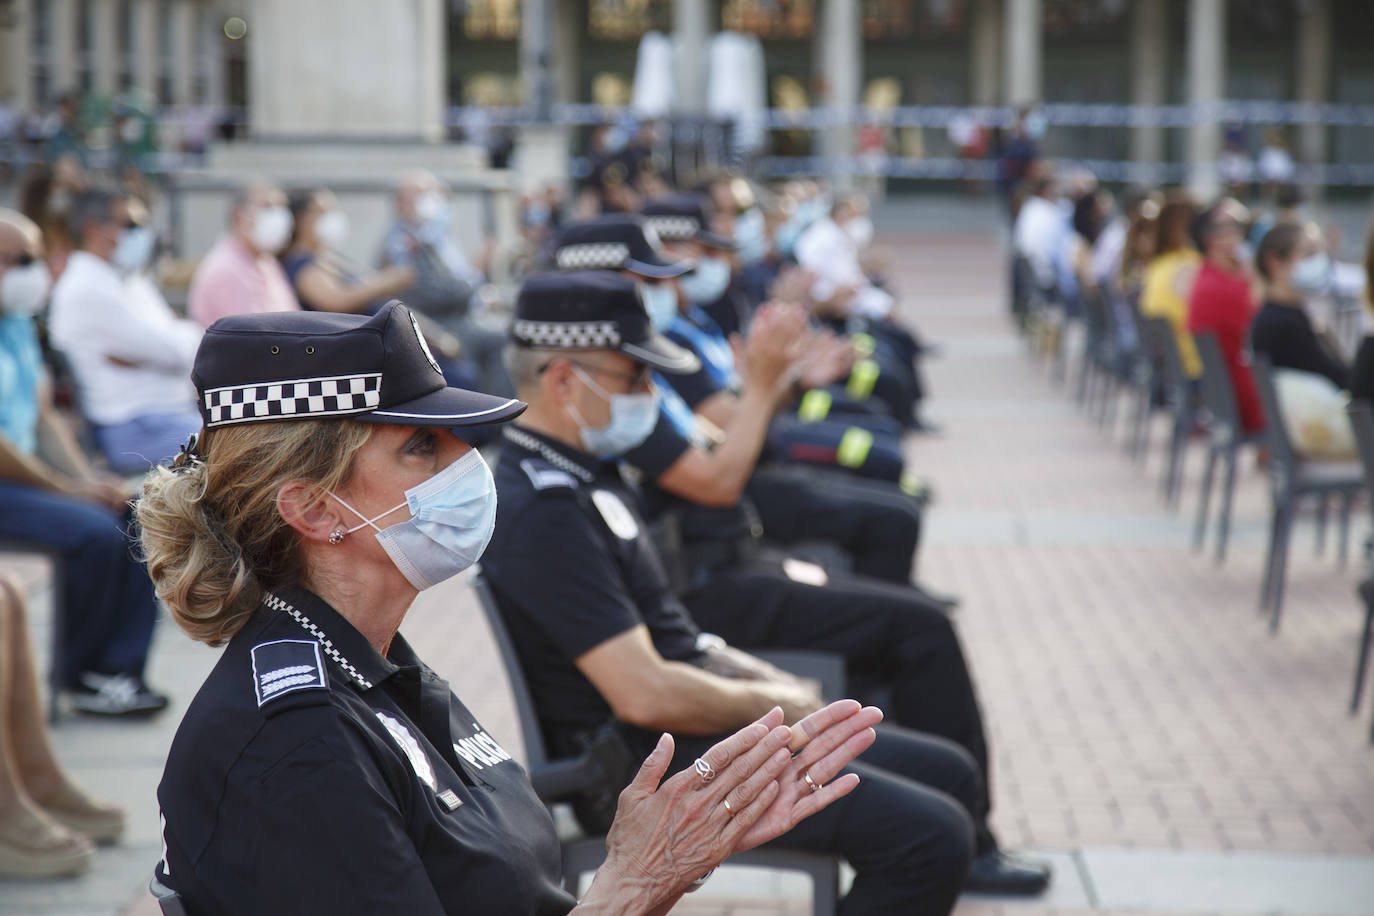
[{"xmin": 1008, "ymin": 155, "xmax": 1371, "ymax": 460}]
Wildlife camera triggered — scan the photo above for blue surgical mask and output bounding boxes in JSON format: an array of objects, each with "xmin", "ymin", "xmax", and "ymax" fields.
[
  {"xmin": 642, "ymin": 283, "xmax": 680, "ymax": 332},
  {"xmin": 567, "ymin": 363, "xmax": 659, "ymax": 456},
  {"xmin": 680, "ymin": 256, "xmax": 731, "ymax": 305},
  {"xmin": 1291, "ymin": 253, "xmax": 1331, "ymax": 297},
  {"xmin": 733, "ymin": 208, "xmax": 767, "ymax": 264},
  {"xmin": 113, "ymin": 226, "xmax": 155, "ymax": 273},
  {"xmin": 329, "ymin": 449, "xmax": 497, "ymax": 591}
]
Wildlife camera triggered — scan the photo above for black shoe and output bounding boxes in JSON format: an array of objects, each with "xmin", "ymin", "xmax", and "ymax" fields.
[
  {"xmin": 68, "ymin": 672, "xmax": 170, "ymax": 717},
  {"xmin": 963, "ymin": 850, "xmax": 1052, "ymax": 896}
]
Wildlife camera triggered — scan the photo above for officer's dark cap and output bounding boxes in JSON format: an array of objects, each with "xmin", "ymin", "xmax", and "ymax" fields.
[
  {"xmin": 642, "ymin": 194, "xmax": 738, "ymax": 251},
  {"xmin": 552, "ymin": 215, "xmax": 692, "ymax": 279},
  {"xmin": 512, "ymin": 271, "xmax": 700, "ymax": 374},
  {"xmin": 192, "ymin": 301, "xmax": 526, "ymax": 430}
]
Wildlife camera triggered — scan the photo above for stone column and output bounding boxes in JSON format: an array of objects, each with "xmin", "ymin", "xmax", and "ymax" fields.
[
  {"xmin": 132, "ymin": 0, "xmax": 159, "ymax": 100},
  {"xmin": 818, "ymin": 0, "xmax": 861, "ymax": 187},
  {"xmin": 553, "ymin": 0, "xmax": 580, "ymax": 104},
  {"xmin": 519, "ymin": 0, "xmax": 553, "ymax": 117},
  {"xmin": 247, "ymin": 0, "xmax": 444, "ymax": 140},
  {"xmin": 1130, "ymin": 0, "xmax": 1167, "ymax": 178},
  {"xmin": 1002, "ymin": 0, "xmax": 1041, "ymax": 107},
  {"xmin": 0, "ymin": 0, "xmax": 33, "ymax": 112},
  {"xmin": 673, "ymin": 0, "xmax": 710, "ymax": 113},
  {"xmin": 1185, "ymin": 0, "xmax": 1225, "ymax": 199},
  {"xmin": 51, "ymin": 0, "xmax": 78, "ymax": 92},
  {"xmin": 1295, "ymin": 0, "xmax": 1330, "ymax": 184},
  {"xmin": 970, "ymin": 0, "xmax": 1002, "ymax": 107},
  {"xmin": 92, "ymin": 0, "xmax": 119, "ymax": 94},
  {"xmin": 171, "ymin": 0, "xmax": 196, "ymax": 104}
]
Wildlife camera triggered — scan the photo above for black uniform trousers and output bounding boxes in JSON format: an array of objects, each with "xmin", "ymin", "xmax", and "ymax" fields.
[
  {"xmin": 683, "ymin": 560, "xmax": 995, "ymax": 852},
  {"xmin": 745, "ymin": 466, "xmax": 922, "ymax": 584},
  {"xmin": 669, "ymin": 725, "xmax": 978, "ymax": 915}
]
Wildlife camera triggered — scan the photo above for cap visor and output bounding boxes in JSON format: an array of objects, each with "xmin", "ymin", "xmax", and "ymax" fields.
[
  {"xmin": 365, "ymin": 387, "xmax": 527, "ymax": 428},
  {"xmin": 619, "ymin": 334, "xmax": 701, "ymax": 374},
  {"xmin": 698, "ymin": 230, "xmax": 739, "ymax": 250},
  {"xmin": 625, "ymin": 257, "xmax": 694, "ymax": 279}
]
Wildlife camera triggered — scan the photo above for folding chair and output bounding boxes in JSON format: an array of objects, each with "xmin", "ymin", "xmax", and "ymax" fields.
[
  {"xmin": 1342, "ymin": 402, "xmax": 1374, "ymax": 742},
  {"xmin": 1122, "ymin": 298, "xmax": 1160, "ymax": 462},
  {"xmin": 1191, "ymin": 332, "xmax": 1262, "ymax": 563},
  {"xmin": 0, "ymin": 540, "xmax": 66, "ymax": 722},
  {"xmin": 1138, "ymin": 317, "xmax": 1195, "ymax": 507},
  {"xmin": 150, "ymin": 874, "xmax": 189, "ymax": 915},
  {"xmin": 469, "ymin": 571, "xmax": 844, "ymax": 914},
  {"xmin": 1249, "ymin": 357, "xmax": 1361, "ymax": 631}
]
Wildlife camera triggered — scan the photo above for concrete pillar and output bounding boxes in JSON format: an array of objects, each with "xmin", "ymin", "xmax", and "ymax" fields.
[
  {"xmin": 1185, "ymin": 0, "xmax": 1225, "ymax": 199},
  {"xmin": 1130, "ymin": 0, "xmax": 1167, "ymax": 175},
  {"xmin": 818, "ymin": 0, "xmax": 861, "ymax": 187},
  {"xmin": 553, "ymin": 0, "xmax": 580, "ymax": 104},
  {"xmin": 92, "ymin": 0, "xmax": 119, "ymax": 94},
  {"xmin": 519, "ymin": 0, "xmax": 552, "ymax": 117},
  {"xmin": 171, "ymin": 0, "xmax": 196, "ymax": 104},
  {"xmin": 0, "ymin": 0, "xmax": 32, "ymax": 112},
  {"xmin": 1002, "ymin": 0, "xmax": 1041, "ymax": 107},
  {"xmin": 1295, "ymin": 0, "xmax": 1331, "ymax": 178},
  {"xmin": 673, "ymin": 0, "xmax": 710, "ymax": 113},
  {"xmin": 248, "ymin": 0, "xmax": 445, "ymax": 141},
  {"xmin": 970, "ymin": 0, "xmax": 1002, "ymax": 107},
  {"xmin": 51, "ymin": 0, "xmax": 78, "ymax": 92},
  {"xmin": 132, "ymin": 0, "xmax": 159, "ymax": 100}
]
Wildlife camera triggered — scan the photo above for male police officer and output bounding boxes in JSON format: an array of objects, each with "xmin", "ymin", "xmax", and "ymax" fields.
[{"xmin": 483, "ymin": 271, "xmax": 1051, "ymax": 901}]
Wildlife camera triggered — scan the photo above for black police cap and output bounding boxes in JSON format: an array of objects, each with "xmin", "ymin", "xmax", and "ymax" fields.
[
  {"xmin": 511, "ymin": 271, "xmax": 700, "ymax": 374},
  {"xmin": 552, "ymin": 215, "xmax": 693, "ymax": 278},
  {"xmin": 192, "ymin": 301, "xmax": 525, "ymax": 430},
  {"xmin": 642, "ymin": 194, "xmax": 738, "ymax": 251}
]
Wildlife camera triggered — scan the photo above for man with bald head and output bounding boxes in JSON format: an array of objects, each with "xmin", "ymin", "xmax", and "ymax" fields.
[
  {"xmin": 379, "ymin": 169, "xmax": 511, "ymax": 395},
  {"xmin": 188, "ymin": 180, "xmax": 298, "ymax": 328},
  {"xmin": 0, "ymin": 209, "xmax": 166, "ymax": 716}
]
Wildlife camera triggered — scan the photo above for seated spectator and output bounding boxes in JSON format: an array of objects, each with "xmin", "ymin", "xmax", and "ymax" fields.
[
  {"xmin": 187, "ymin": 181, "xmax": 298, "ymax": 327},
  {"xmin": 281, "ymin": 188, "xmax": 413, "ymax": 315},
  {"xmin": 1187, "ymin": 198, "xmax": 1265, "ymax": 434},
  {"xmin": 1349, "ymin": 217, "xmax": 1374, "ymax": 403},
  {"xmin": 1251, "ymin": 222, "xmax": 1350, "ymax": 391},
  {"xmin": 0, "ymin": 574, "xmax": 124, "ymax": 877},
  {"xmin": 0, "ymin": 208, "xmax": 166, "ymax": 716},
  {"xmin": 47, "ymin": 187, "xmax": 202, "ymax": 472},
  {"xmin": 487, "ymin": 272, "xmax": 1051, "ymax": 903},
  {"xmin": 795, "ymin": 191, "xmax": 891, "ymax": 320},
  {"xmin": 1141, "ymin": 193, "xmax": 1203, "ymax": 379},
  {"xmin": 1012, "ymin": 174, "xmax": 1063, "ymax": 302},
  {"xmin": 378, "ymin": 169, "xmax": 512, "ymax": 396}
]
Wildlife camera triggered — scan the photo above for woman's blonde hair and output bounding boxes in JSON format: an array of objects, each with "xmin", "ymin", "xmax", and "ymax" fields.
[{"xmin": 135, "ymin": 419, "xmax": 374, "ymax": 646}]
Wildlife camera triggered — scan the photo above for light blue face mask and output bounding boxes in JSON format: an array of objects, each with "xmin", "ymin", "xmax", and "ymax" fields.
[
  {"xmin": 568, "ymin": 363, "xmax": 659, "ymax": 456},
  {"xmin": 329, "ymin": 449, "xmax": 497, "ymax": 591},
  {"xmin": 680, "ymin": 256, "xmax": 732, "ymax": 305},
  {"xmin": 113, "ymin": 226, "xmax": 156, "ymax": 273},
  {"xmin": 733, "ymin": 208, "xmax": 768, "ymax": 265},
  {"xmin": 642, "ymin": 283, "xmax": 680, "ymax": 332},
  {"xmin": 1291, "ymin": 253, "xmax": 1331, "ymax": 296}
]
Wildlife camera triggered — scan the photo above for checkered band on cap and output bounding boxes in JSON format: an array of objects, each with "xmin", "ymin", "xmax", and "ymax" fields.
[
  {"xmin": 512, "ymin": 319, "xmax": 621, "ymax": 349},
  {"xmin": 555, "ymin": 242, "xmax": 630, "ymax": 270},
  {"xmin": 644, "ymin": 215, "xmax": 699, "ymax": 241},
  {"xmin": 202, "ymin": 373, "xmax": 382, "ymax": 427}
]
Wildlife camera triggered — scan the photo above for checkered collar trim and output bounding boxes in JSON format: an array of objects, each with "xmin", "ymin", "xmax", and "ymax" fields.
[
  {"xmin": 511, "ymin": 319, "xmax": 621, "ymax": 350},
  {"xmin": 202, "ymin": 373, "xmax": 382, "ymax": 428},
  {"xmin": 555, "ymin": 242, "xmax": 630, "ymax": 270},
  {"xmin": 262, "ymin": 590, "xmax": 387, "ymax": 691},
  {"xmin": 503, "ymin": 426, "xmax": 597, "ymax": 483},
  {"xmin": 644, "ymin": 215, "xmax": 699, "ymax": 241}
]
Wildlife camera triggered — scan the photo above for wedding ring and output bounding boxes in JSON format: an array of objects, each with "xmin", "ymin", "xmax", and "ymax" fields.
[
  {"xmin": 694, "ymin": 757, "xmax": 717, "ymax": 784},
  {"xmin": 722, "ymin": 797, "xmax": 735, "ymax": 817},
  {"xmin": 803, "ymin": 771, "xmax": 821, "ymax": 793}
]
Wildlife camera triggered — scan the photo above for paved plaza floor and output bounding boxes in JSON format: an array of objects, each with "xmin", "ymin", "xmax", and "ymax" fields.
[{"xmin": 3, "ymin": 200, "xmax": 1373, "ymax": 913}]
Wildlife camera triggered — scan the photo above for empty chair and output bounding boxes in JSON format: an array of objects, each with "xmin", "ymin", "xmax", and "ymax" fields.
[
  {"xmin": 1191, "ymin": 331, "xmax": 1263, "ymax": 563},
  {"xmin": 1122, "ymin": 298, "xmax": 1160, "ymax": 462},
  {"xmin": 1343, "ymin": 402, "xmax": 1374, "ymax": 742},
  {"xmin": 1139, "ymin": 317, "xmax": 1195, "ymax": 507},
  {"xmin": 1250, "ymin": 357, "xmax": 1361, "ymax": 632}
]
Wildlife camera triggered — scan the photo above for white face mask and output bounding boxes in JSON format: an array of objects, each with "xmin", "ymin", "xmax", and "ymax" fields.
[
  {"xmin": 315, "ymin": 209, "xmax": 350, "ymax": 249},
  {"xmin": 0, "ymin": 260, "xmax": 52, "ymax": 318},
  {"xmin": 1291, "ymin": 252, "xmax": 1331, "ymax": 297},
  {"xmin": 113, "ymin": 226, "xmax": 156, "ymax": 273},
  {"xmin": 567, "ymin": 363, "xmax": 659, "ymax": 456},
  {"xmin": 415, "ymin": 191, "xmax": 451, "ymax": 229},
  {"xmin": 845, "ymin": 216, "xmax": 874, "ymax": 249},
  {"xmin": 249, "ymin": 205, "xmax": 293, "ymax": 253}
]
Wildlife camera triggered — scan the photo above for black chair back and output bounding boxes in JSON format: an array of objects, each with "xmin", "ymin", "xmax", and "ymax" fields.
[
  {"xmin": 1250, "ymin": 356, "xmax": 1298, "ymax": 471},
  {"xmin": 1346, "ymin": 402, "xmax": 1374, "ymax": 500},
  {"xmin": 1194, "ymin": 331, "xmax": 1242, "ymax": 434}
]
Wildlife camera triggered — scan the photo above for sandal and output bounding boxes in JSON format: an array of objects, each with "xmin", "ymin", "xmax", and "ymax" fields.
[
  {"xmin": 37, "ymin": 783, "xmax": 126, "ymax": 846},
  {"xmin": 0, "ymin": 807, "xmax": 94, "ymax": 879}
]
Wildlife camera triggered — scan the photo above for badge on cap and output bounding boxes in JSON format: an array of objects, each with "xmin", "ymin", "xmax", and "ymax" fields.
[
  {"xmin": 408, "ymin": 311, "xmax": 443, "ymax": 376},
  {"xmin": 251, "ymin": 639, "xmax": 327, "ymax": 707},
  {"xmin": 591, "ymin": 489, "xmax": 639, "ymax": 540}
]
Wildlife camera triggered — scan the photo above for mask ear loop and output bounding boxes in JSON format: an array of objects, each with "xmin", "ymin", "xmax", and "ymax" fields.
[{"xmin": 326, "ymin": 490, "xmax": 407, "ymax": 536}]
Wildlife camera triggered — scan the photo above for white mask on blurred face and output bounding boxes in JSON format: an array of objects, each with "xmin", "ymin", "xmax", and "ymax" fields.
[
  {"xmin": 845, "ymin": 216, "xmax": 874, "ymax": 249},
  {"xmin": 315, "ymin": 209, "xmax": 350, "ymax": 249},
  {"xmin": 0, "ymin": 259, "xmax": 52, "ymax": 317},
  {"xmin": 249, "ymin": 206, "xmax": 293, "ymax": 253}
]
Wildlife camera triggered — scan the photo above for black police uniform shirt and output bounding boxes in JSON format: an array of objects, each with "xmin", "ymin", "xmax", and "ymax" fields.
[
  {"xmin": 482, "ymin": 427, "xmax": 704, "ymax": 754},
  {"xmin": 155, "ymin": 585, "xmax": 574, "ymax": 915}
]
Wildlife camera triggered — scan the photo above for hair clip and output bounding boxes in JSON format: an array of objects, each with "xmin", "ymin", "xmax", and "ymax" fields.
[{"xmin": 170, "ymin": 433, "xmax": 204, "ymax": 473}]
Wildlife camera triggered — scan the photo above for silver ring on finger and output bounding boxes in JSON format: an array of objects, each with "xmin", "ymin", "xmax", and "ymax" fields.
[
  {"xmin": 694, "ymin": 757, "xmax": 717, "ymax": 784},
  {"xmin": 803, "ymin": 770, "xmax": 821, "ymax": 793},
  {"xmin": 722, "ymin": 797, "xmax": 735, "ymax": 818}
]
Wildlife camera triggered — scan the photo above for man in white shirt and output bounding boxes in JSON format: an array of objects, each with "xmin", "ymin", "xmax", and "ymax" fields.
[
  {"xmin": 795, "ymin": 192, "xmax": 894, "ymax": 320},
  {"xmin": 1012, "ymin": 176, "xmax": 1063, "ymax": 296},
  {"xmin": 49, "ymin": 188, "xmax": 203, "ymax": 473}
]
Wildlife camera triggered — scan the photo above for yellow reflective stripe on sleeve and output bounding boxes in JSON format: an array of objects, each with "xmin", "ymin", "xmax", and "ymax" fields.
[
  {"xmin": 845, "ymin": 358, "xmax": 881, "ymax": 400},
  {"xmin": 900, "ymin": 472, "xmax": 930, "ymax": 499},
  {"xmin": 851, "ymin": 333, "xmax": 876, "ymax": 356},
  {"xmin": 797, "ymin": 388, "xmax": 833, "ymax": 422},
  {"xmin": 836, "ymin": 427, "xmax": 874, "ymax": 468}
]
